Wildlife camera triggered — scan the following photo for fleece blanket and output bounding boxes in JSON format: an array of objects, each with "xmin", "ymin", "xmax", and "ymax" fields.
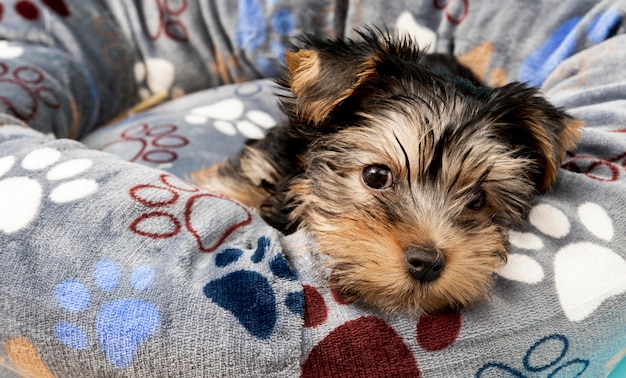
[{"xmin": 1, "ymin": 0, "xmax": 626, "ymax": 377}]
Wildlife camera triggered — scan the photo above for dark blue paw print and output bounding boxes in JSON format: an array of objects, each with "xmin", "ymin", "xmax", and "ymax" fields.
[
  {"xmin": 475, "ymin": 334, "xmax": 589, "ymax": 377},
  {"xmin": 519, "ymin": 8, "xmax": 621, "ymax": 87},
  {"xmin": 203, "ymin": 236, "xmax": 302, "ymax": 339},
  {"xmin": 54, "ymin": 259, "xmax": 160, "ymax": 369},
  {"xmin": 235, "ymin": 0, "xmax": 295, "ymax": 76}
]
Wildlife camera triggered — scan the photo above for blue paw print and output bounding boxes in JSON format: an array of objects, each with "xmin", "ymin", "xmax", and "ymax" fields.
[
  {"xmin": 54, "ymin": 259, "xmax": 160, "ymax": 369},
  {"xmin": 203, "ymin": 236, "xmax": 302, "ymax": 339},
  {"xmin": 476, "ymin": 334, "xmax": 589, "ymax": 377},
  {"xmin": 519, "ymin": 8, "xmax": 621, "ymax": 87},
  {"xmin": 236, "ymin": 0, "xmax": 295, "ymax": 76}
]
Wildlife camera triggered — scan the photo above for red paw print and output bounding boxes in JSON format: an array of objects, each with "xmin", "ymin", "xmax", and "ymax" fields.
[
  {"xmin": 129, "ymin": 174, "xmax": 252, "ymax": 253},
  {"xmin": 0, "ymin": 63, "xmax": 60, "ymax": 121},
  {"xmin": 142, "ymin": 0, "xmax": 189, "ymax": 42},
  {"xmin": 301, "ymin": 284, "xmax": 462, "ymax": 377},
  {"xmin": 2, "ymin": 0, "xmax": 70, "ymax": 21},
  {"xmin": 433, "ymin": 0, "xmax": 469, "ymax": 25},
  {"xmin": 100, "ymin": 123, "xmax": 189, "ymax": 165},
  {"xmin": 562, "ymin": 148, "xmax": 626, "ymax": 183}
]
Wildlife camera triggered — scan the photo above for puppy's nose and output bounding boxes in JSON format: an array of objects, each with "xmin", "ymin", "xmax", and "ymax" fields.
[{"xmin": 405, "ymin": 247, "xmax": 445, "ymax": 282}]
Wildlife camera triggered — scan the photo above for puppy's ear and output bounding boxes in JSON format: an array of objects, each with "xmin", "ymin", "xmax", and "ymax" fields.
[
  {"xmin": 284, "ymin": 48, "xmax": 378, "ymax": 126},
  {"xmin": 489, "ymin": 83, "xmax": 584, "ymax": 192}
]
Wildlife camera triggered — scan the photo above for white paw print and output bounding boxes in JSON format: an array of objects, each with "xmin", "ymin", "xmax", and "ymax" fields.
[
  {"xmin": 134, "ymin": 58, "xmax": 176, "ymax": 99},
  {"xmin": 0, "ymin": 148, "xmax": 99, "ymax": 234},
  {"xmin": 395, "ymin": 12, "xmax": 437, "ymax": 54},
  {"xmin": 0, "ymin": 40, "xmax": 25, "ymax": 59},
  {"xmin": 497, "ymin": 202, "xmax": 626, "ymax": 322},
  {"xmin": 184, "ymin": 98, "xmax": 277, "ymax": 139}
]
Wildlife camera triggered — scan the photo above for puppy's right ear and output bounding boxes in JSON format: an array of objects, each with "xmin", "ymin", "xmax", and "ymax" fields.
[
  {"xmin": 284, "ymin": 48, "xmax": 378, "ymax": 126},
  {"xmin": 488, "ymin": 83, "xmax": 584, "ymax": 192}
]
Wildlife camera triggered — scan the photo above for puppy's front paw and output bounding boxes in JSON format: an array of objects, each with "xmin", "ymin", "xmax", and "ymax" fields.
[{"xmin": 191, "ymin": 161, "xmax": 265, "ymax": 208}]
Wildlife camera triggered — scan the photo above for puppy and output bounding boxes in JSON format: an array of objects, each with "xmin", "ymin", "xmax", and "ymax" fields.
[{"xmin": 192, "ymin": 29, "xmax": 583, "ymax": 315}]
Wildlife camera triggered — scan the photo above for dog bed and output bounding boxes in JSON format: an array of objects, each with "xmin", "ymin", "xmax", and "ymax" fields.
[{"xmin": 0, "ymin": 0, "xmax": 625, "ymax": 376}]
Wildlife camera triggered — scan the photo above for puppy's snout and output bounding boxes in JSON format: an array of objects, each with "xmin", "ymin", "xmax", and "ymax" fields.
[{"xmin": 405, "ymin": 247, "xmax": 445, "ymax": 282}]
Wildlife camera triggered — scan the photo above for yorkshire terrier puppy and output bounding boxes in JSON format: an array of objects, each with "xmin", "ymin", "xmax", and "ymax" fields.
[{"xmin": 192, "ymin": 29, "xmax": 583, "ymax": 315}]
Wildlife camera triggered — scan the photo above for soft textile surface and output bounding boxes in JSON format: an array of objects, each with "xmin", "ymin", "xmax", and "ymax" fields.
[{"xmin": 1, "ymin": 0, "xmax": 626, "ymax": 377}]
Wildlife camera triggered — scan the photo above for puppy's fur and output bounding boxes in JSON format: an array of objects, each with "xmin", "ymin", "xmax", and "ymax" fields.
[{"xmin": 192, "ymin": 30, "xmax": 583, "ymax": 315}]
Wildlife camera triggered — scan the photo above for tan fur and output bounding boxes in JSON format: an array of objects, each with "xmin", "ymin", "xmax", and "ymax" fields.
[
  {"xmin": 547, "ymin": 119, "xmax": 585, "ymax": 190},
  {"xmin": 285, "ymin": 50, "xmax": 320, "ymax": 97},
  {"xmin": 533, "ymin": 118, "xmax": 584, "ymax": 192},
  {"xmin": 285, "ymin": 49, "xmax": 378, "ymax": 126},
  {"xmin": 191, "ymin": 146, "xmax": 278, "ymax": 208},
  {"xmin": 285, "ymin": 50, "xmax": 327, "ymax": 125}
]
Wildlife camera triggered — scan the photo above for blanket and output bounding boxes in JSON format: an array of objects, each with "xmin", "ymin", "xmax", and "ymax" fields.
[{"xmin": 1, "ymin": 0, "xmax": 625, "ymax": 377}]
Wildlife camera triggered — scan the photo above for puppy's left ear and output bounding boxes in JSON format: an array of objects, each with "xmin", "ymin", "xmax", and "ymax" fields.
[
  {"xmin": 489, "ymin": 83, "xmax": 584, "ymax": 192},
  {"xmin": 283, "ymin": 47, "xmax": 378, "ymax": 126}
]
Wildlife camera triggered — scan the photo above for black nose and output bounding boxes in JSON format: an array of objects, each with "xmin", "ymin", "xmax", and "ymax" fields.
[{"xmin": 405, "ymin": 247, "xmax": 445, "ymax": 282}]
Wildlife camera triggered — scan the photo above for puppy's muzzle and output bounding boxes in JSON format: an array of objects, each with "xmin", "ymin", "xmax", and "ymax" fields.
[{"xmin": 405, "ymin": 247, "xmax": 445, "ymax": 282}]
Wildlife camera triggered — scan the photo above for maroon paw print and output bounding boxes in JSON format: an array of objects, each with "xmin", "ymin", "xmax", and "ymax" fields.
[
  {"xmin": 0, "ymin": 63, "xmax": 60, "ymax": 121},
  {"xmin": 301, "ymin": 284, "xmax": 462, "ymax": 377},
  {"xmin": 4, "ymin": 0, "xmax": 70, "ymax": 21},
  {"xmin": 562, "ymin": 148, "xmax": 626, "ymax": 183},
  {"xmin": 142, "ymin": 0, "xmax": 189, "ymax": 42},
  {"xmin": 100, "ymin": 123, "xmax": 189, "ymax": 165},
  {"xmin": 129, "ymin": 174, "xmax": 252, "ymax": 253},
  {"xmin": 433, "ymin": 0, "xmax": 469, "ymax": 25}
]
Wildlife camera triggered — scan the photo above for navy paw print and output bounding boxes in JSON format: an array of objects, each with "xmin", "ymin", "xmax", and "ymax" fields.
[
  {"xmin": 203, "ymin": 236, "xmax": 302, "ymax": 339},
  {"xmin": 476, "ymin": 334, "xmax": 589, "ymax": 377},
  {"xmin": 235, "ymin": 0, "xmax": 295, "ymax": 76},
  {"xmin": 54, "ymin": 259, "xmax": 160, "ymax": 369}
]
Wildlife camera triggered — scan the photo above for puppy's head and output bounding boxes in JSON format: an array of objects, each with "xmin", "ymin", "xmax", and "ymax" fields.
[{"xmin": 280, "ymin": 29, "xmax": 583, "ymax": 314}]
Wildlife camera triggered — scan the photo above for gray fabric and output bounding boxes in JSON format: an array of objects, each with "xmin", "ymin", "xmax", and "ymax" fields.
[{"xmin": 0, "ymin": 0, "xmax": 625, "ymax": 377}]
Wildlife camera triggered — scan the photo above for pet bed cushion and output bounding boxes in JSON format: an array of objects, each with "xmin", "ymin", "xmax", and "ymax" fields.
[{"xmin": 1, "ymin": 0, "xmax": 625, "ymax": 377}]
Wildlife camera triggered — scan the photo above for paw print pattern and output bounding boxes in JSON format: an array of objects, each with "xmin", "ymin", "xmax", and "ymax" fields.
[
  {"xmin": 0, "ymin": 148, "xmax": 98, "ymax": 234},
  {"xmin": 476, "ymin": 334, "xmax": 589, "ymax": 377},
  {"xmin": 133, "ymin": 58, "xmax": 176, "ymax": 99},
  {"xmin": 99, "ymin": 123, "xmax": 189, "ymax": 168},
  {"xmin": 236, "ymin": 0, "xmax": 295, "ymax": 76},
  {"xmin": 519, "ymin": 8, "xmax": 621, "ymax": 87},
  {"xmin": 458, "ymin": 41, "xmax": 509, "ymax": 86},
  {"xmin": 543, "ymin": 39, "xmax": 616, "ymax": 96},
  {"xmin": 0, "ymin": 337, "xmax": 55, "ymax": 378},
  {"xmin": 129, "ymin": 173, "xmax": 252, "ymax": 252},
  {"xmin": 562, "ymin": 149, "xmax": 626, "ymax": 183},
  {"xmin": 54, "ymin": 259, "xmax": 160, "ymax": 369},
  {"xmin": 433, "ymin": 0, "xmax": 470, "ymax": 25},
  {"xmin": 142, "ymin": 0, "xmax": 189, "ymax": 42},
  {"xmin": 0, "ymin": 0, "xmax": 71, "ymax": 22},
  {"xmin": 0, "ymin": 41, "xmax": 24, "ymax": 59},
  {"xmin": 497, "ymin": 202, "xmax": 626, "ymax": 322},
  {"xmin": 300, "ymin": 284, "xmax": 462, "ymax": 376},
  {"xmin": 185, "ymin": 97, "xmax": 277, "ymax": 139},
  {"xmin": 203, "ymin": 236, "xmax": 300, "ymax": 339},
  {"xmin": 395, "ymin": 11, "xmax": 437, "ymax": 54},
  {"xmin": 302, "ymin": 316, "xmax": 422, "ymax": 377},
  {"xmin": 0, "ymin": 63, "xmax": 60, "ymax": 122}
]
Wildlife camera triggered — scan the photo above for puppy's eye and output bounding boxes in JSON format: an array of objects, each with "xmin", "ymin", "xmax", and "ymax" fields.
[
  {"xmin": 362, "ymin": 165, "xmax": 393, "ymax": 190},
  {"xmin": 467, "ymin": 190, "xmax": 486, "ymax": 211}
]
